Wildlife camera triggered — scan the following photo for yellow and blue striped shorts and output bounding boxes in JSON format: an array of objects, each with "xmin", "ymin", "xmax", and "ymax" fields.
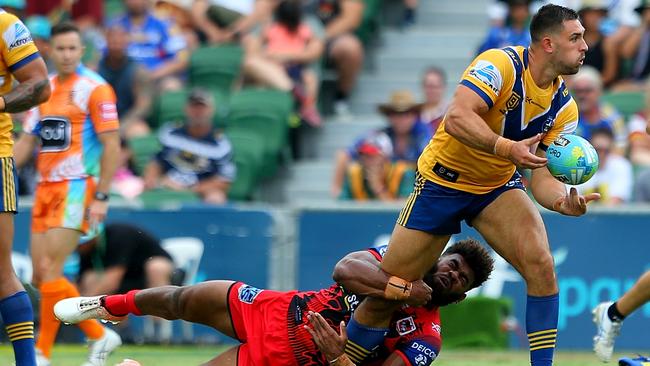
[{"xmin": 0, "ymin": 157, "xmax": 17, "ymax": 212}]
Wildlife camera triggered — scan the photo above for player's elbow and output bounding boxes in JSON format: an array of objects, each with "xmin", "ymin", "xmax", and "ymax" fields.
[
  {"xmin": 332, "ymin": 257, "xmax": 354, "ymax": 284},
  {"xmin": 444, "ymin": 103, "xmax": 465, "ymax": 137}
]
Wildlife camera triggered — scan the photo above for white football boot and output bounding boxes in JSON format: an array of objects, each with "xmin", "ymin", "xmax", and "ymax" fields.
[
  {"xmin": 54, "ymin": 296, "xmax": 126, "ymax": 325},
  {"xmin": 82, "ymin": 327, "xmax": 122, "ymax": 366},
  {"xmin": 592, "ymin": 302, "xmax": 623, "ymax": 362}
]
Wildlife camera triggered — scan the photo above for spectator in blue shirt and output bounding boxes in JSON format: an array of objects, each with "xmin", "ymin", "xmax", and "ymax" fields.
[
  {"xmin": 113, "ymin": 0, "xmax": 188, "ymax": 84},
  {"xmin": 477, "ymin": 0, "xmax": 531, "ymax": 54},
  {"xmin": 143, "ymin": 89, "xmax": 236, "ymax": 204},
  {"xmin": 331, "ymin": 90, "xmax": 431, "ymax": 197}
]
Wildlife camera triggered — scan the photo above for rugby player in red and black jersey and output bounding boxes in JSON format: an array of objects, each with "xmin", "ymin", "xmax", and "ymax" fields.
[{"xmin": 54, "ymin": 238, "xmax": 493, "ymax": 366}]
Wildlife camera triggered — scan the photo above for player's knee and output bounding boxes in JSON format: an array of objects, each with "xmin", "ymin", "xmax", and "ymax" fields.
[{"xmin": 522, "ymin": 252, "xmax": 556, "ymax": 286}]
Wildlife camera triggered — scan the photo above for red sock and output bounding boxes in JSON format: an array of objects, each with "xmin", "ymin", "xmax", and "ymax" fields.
[{"xmin": 102, "ymin": 290, "xmax": 142, "ymax": 316}]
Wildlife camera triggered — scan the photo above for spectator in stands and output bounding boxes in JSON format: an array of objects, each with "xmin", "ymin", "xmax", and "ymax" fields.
[
  {"xmin": 403, "ymin": 0, "xmax": 417, "ymax": 28},
  {"xmin": 574, "ymin": 128, "xmax": 633, "ymax": 205},
  {"xmin": 112, "ymin": 139, "xmax": 145, "ymax": 200},
  {"xmin": 0, "ymin": 0, "xmax": 24, "ymax": 17},
  {"xmin": 619, "ymin": 0, "xmax": 650, "ymax": 89},
  {"xmin": 25, "ymin": 15, "xmax": 54, "ymax": 72},
  {"xmin": 191, "ymin": 0, "xmax": 276, "ymax": 44},
  {"xmin": 331, "ymin": 90, "xmax": 430, "ymax": 197},
  {"xmin": 627, "ymin": 78, "xmax": 650, "ymax": 166},
  {"xmin": 154, "ymin": 0, "xmax": 200, "ymax": 50},
  {"xmin": 477, "ymin": 0, "xmax": 531, "ymax": 55},
  {"xmin": 245, "ymin": 0, "xmax": 324, "ymax": 126},
  {"xmin": 419, "ymin": 66, "xmax": 448, "ymax": 135},
  {"xmin": 571, "ymin": 66, "xmax": 627, "ymax": 152},
  {"xmin": 26, "ymin": 0, "xmax": 103, "ymax": 26},
  {"xmin": 113, "ymin": 0, "xmax": 188, "ymax": 85},
  {"xmin": 303, "ymin": 0, "xmax": 365, "ymax": 118},
  {"xmin": 77, "ymin": 223, "xmax": 175, "ymax": 297},
  {"xmin": 579, "ymin": 0, "xmax": 620, "ymax": 87},
  {"xmin": 143, "ymin": 89, "xmax": 236, "ymax": 204},
  {"xmin": 98, "ymin": 24, "xmax": 153, "ymax": 139},
  {"xmin": 338, "ymin": 132, "xmax": 415, "ymax": 201}
]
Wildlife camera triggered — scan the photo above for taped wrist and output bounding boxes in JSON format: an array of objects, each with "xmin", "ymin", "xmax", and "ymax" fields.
[
  {"xmin": 384, "ymin": 276, "xmax": 412, "ymax": 300},
  {"xmin": 494, "ymin": 136, "xmax": 514, "ymax": 158}
]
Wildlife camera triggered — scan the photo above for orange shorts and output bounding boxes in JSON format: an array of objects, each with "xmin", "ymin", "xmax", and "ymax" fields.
[{"xmin": 31, "ymin": 178, "xmax": 96, "ymax": 234}]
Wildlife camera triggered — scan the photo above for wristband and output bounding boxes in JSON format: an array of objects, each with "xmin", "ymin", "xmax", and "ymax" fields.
[
  {"xmin": 330, "ymin": 354, "xmax": 355, "ymax": 366},
  {"xmin": 493, "ymin": 136, "xmax": 514, "ymax": 158},
  {"xmin": 384, "ymin": 276, "xmax": 412, "ymax": 301},
  {"xmin": 94, "ymin": 192, "xmax": 110, "ymax": 202}
]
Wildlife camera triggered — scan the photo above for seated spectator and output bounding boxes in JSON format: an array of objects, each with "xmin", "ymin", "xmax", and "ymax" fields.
[
  {"xmin": 112, "ymin": 0, "xmax": 188, "ymax": 85},
  {"xmin": 25, "ymin": 15, "xmax": 54, "ymax": 72},
  {"xmin": 26, "ymin": 0, "xmax": 103, "ymax": 26},
  {"xmin": 627, "ymin": 78, "xmax": 650, "ymax": 165},
  {"xmin": 303, "ymin": 0, "xmax": 365, "ymax": 118},
  {"xmin": 579, "ymin": 0, "xmax": 620, "ymax": 87},
  {"xmin": 403, "ymin": 0, "xmax": 417, "ymax": 28},
  {"xmin": 477, "ymin": 0, "xmax": 531, "ymax": 55},
  {"xmin": 619, "ymin": 0, "xmax": 650, "ymax": 89},
  {"xmin": 245, "ymin": 0, "xmax": 324, "ymax": 126},
  {"xmin": 98, "ymin": 24, "xmax": 153, "ymax": 139},
  {"xmin": 339, "ymin": 132, "xmax": 415, "ymax": 201},
  {"xmin": 571, "ymin": 66, "xmax": 627, "ymax": 152},
  {"xmin": 419, "ymin": 66, "xmax": 448, "ymax": 135},
  {"xmin": 154, "ymin": 0, "xmax": 200, "ymax": 50},
  {"xmin": 143, "ymin": 89, "xmax": 236, "ymax": 204},
  {"xmin": 331, "ymin": 90, "xmax": 430, "ymax": 197},
  {"xmin": 191, "ymin": 0, "xmax": 276, "ymax": 44},
  {"xmin": 112, "ymin": 139, "xmax": 145, "ymax": 200},
  {"xmin": 77, "ymin": 223, "xmax": 175, "ymax": 297},
  {"xmin": 574, "ymin": 128, "xmax": 633, "ymax": 205}
]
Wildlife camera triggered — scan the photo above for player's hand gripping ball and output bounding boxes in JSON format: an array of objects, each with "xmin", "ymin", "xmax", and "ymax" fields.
[{"xmin": 546, "ymin": 134, "xmax": 599, "ymax": 185}]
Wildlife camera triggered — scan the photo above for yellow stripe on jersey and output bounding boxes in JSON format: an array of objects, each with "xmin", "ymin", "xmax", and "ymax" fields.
[{"xmin": 418, "ymin": 46, "xmax": 578, "ymax": 194}]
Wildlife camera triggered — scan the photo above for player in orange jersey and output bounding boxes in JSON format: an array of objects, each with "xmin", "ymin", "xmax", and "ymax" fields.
[
  {"xmin": 0, "ymin": 7, "xmax": 51, "ymax": 366},
  {"xmin": 14, "ymin": 22, "xmax": 121, "ymax": 366}
]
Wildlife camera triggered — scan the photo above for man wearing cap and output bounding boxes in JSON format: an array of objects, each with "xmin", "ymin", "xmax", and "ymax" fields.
[
  {"xmin": 143, "ymin": 88, "xmax": 236, "ymax": 204},
  {"xmin": 339, "ymin": 132, "xmax": 415, "ymax": 201},
  {"xmin": 13, "ymin": 22, "xmax": 122, "ymax": 366},
  {"xmin": 331, "ymin": 90, "xmax": 430, "ymax": 198}
]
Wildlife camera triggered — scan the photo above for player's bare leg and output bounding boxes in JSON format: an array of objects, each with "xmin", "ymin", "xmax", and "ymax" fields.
[
  {"xmin": 0, "ymin": 213, "xmax": 37, "ymax": 366},
  {"xmin": 593, "ymin": 270, "xmax": 650, "ymax": 361},
  {"xmin": 200, "ymin": 346, "xmax": 238, "ymax": 366},
  {"xmin": 345, "ymin": 224, "xmax": 449, "ymax": 362},
  {"xmin": 472, "ymin": 189, "xmax": 558, "ymax": 366}
]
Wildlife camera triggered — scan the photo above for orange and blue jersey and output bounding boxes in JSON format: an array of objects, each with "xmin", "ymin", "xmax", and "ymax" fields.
[
  {"xmin": 0, "ymin": 9, "xmax": 41, "ymax": 158},
  {"xmin": 418, "ymin": 46, "xmax": 579, "ymax": 194},
  {"xmin": 23, "ymin": 64, "xmax": 120, "ymax": 183}
]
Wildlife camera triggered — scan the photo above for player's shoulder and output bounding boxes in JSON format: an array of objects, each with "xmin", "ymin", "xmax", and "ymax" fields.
[
  {"xmin": 0, "ymin": 9, "xmax": 19, "ymax": 26},
  {"xmin": 76, "ymin": 65, "xmax": 111, "ymax": 87},
  {"xmin": 0, "ymin": 11, "xmax": 31, "ymax": 47}
]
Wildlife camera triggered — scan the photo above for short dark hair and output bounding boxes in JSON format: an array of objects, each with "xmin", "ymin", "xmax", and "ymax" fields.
[
  {"xmin": 50, "ymin": 21, "xmax": 81, "ymax": 38},
  {"xmin": 442, "ymin": 238, "xmax": 494, "ymax": 289},
  {"xmin": 530, "ymin": 4, "xmax": 579, "ymax": 43}
]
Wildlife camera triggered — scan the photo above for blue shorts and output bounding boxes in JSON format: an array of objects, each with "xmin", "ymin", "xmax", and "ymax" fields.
[
  {"xmin": 0, "ymin": 157, "xmax": 17, "ymax": 213},
  {"xmin": 397, "ymin": 171, "xmax": 525, "ymax": 235}
]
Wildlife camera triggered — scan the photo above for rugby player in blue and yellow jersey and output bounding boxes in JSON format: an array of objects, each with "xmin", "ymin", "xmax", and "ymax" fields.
[
  {"xmin": 342, "ymin": 5, "xmax": 601, "ymax": 366},
  {"xmin": 0, "ymin": 8, "xmax": 51, "ymax": 366}
]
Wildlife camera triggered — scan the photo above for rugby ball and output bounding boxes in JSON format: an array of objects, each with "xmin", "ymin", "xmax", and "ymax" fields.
[{"xmin": 546, "ymin": 134, "xmax": 599, "ymax": 185}]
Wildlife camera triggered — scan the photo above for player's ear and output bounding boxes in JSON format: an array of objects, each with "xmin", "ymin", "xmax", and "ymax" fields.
[{"xmin": 541, "ymin": 36, "xmax": 554, "ymax": 54}]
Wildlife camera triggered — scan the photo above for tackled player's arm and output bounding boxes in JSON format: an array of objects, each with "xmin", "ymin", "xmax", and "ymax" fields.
[{"xmin": 2, "ymin": 56, "xmax": 50, "ymax": 113}]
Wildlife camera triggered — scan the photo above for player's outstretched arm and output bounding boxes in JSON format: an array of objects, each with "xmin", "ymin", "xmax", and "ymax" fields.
[
  {"xmin": 3, "ymin": 57, "xmax": 50, "ymax": 113},
  {"xmin": 333, "ymin": 251, "xmax": 432, "ymax": 306},
  {"xmin": 530, "ymin": 147, "xmax": 600, "ymax": 216}
]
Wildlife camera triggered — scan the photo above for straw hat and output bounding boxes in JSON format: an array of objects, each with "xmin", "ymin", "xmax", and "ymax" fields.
[{"xmin": 378, "ymin": 90, "xmax": 423, "ymax": 115}]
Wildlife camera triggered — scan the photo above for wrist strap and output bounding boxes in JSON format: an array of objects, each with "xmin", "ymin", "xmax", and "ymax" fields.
[
  {"xmin": 493, "ymin": 136, "xmax": 514, "ymax": 158},
  {"xmin": 384, "ymin": 276, "xmax": 412, "ymax": 301}
]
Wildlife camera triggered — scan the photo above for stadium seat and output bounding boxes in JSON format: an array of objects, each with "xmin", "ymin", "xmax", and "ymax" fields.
[
  {"xmin": 226, "ymin": 129, "xmax": 266, "ymax": 200},
  {"xmin": 149, "ymin": 89, "xmax": 189, "ymax": 129},
  {"xmin": 601, "ymin": 91, "xmax": 644, "ymax": 121},
  {"xmin": 189, "ymin": 45, "xmax": 244, "ymax": 96},
  {"xmin": 138, "ymin": 188, "xmax": 201, "ymax": 208},
  {"xmin": 440, "ymin": 296, "xmax": 512, "ymax": 349},
  {"xmin": 127, "ymin": 134, "xmax": 162, "ymax": 176},
  {"xmin": 226, "ymin": 89, "xmax": 293, "ymax": 178}
]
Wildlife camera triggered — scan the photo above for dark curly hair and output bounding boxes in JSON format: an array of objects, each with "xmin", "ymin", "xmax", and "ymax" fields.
[{"xmin": 442, "ymin": 238, "xmax": 494, "ymax": 289}]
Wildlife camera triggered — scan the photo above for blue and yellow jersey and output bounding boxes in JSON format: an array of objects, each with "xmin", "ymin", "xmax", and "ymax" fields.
[
  {"xmin": 418, "ymin": 46, "xmax": 579, "ymax": 194},
  {"xmin": 0, "ymin": 9, "xmax": 40, "ymax": 158}
]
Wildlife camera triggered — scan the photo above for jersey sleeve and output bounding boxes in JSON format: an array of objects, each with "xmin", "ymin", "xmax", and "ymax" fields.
[
  {"xmin": 540, "ymin": 97, "xmax": 578, "ymax": 150},
  {"xmin": 88, "ymin": 84, "xmax": 120, "ymax": 133},
  {"xmin": 393, "ymin": 336, "xmax": 441, "ymax": 366},
  {"xmin": 0, "ymin": 13, "xmax": 40, "ymax": 73},
  {"xmin": 367, "ymin": 245, "xmax": 388, "ymax": 261},
  {"xmin": 459, "ymin": 49, "xmax": 515, "ymax": 109}
]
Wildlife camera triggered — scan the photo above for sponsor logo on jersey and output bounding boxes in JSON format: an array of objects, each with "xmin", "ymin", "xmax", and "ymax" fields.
[
  {"xmin": 506, "ymin": 92, "xmax": 521, "ymax": 111},
  {"xmin": 99, "ymin": 102, "xmax": 118, "ymax": 122},
  {"xmin": 238, "ymin": 284, "xmax": 263, "ymax": 304},
  {"xmin": 396, "ymin": 316, "xmax": 417, "ymax": 336},
  {"xmin": 553, "ymin": 136, "xmax": 570, "ymax": 147},
  {"xmin": 468, "ymin": 60, "xmax": 502, "ymax": 95},
  {"xmin": 410, "ymin": 341, "xmax": 437, "ymax": 364},
  {"xmin": 4, "ymin": 22, "xmax": 33, "ymax": 50},
  {"xmin": 39, "ymin": 117, "xmax": 71, "ymax": 152},
  {"xmin": 431, "ymin": 323, "xmax": 441, "ymax": 334}
]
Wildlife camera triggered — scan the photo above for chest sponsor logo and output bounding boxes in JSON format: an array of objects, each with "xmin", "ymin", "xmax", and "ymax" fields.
[
  {"xmin": 39, "ymin": 117, "xmax": 71, "ymax": 152},
  {"xmin": 410, "ymin": 341, "xmax": 437, "ymax": 364},
  {"xmin": 4, "ymin": 22, "xmax": 32, "ymax": 50},
  {"xmin": 238, "ymin": 285, "xmax": 263, "ymax": 304},
  {"xmin": 468, "ymin": 60, "xmax": 502, "ymax": 95},
  {"xmin": 396, "ymin": 316, "xmax": 417, "ymax": 336}
]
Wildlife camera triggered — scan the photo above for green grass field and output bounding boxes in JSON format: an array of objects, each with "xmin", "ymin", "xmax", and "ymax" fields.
[{"xmin": 0, "ymin": 345, "xmax": 638, "ymax": 365}]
